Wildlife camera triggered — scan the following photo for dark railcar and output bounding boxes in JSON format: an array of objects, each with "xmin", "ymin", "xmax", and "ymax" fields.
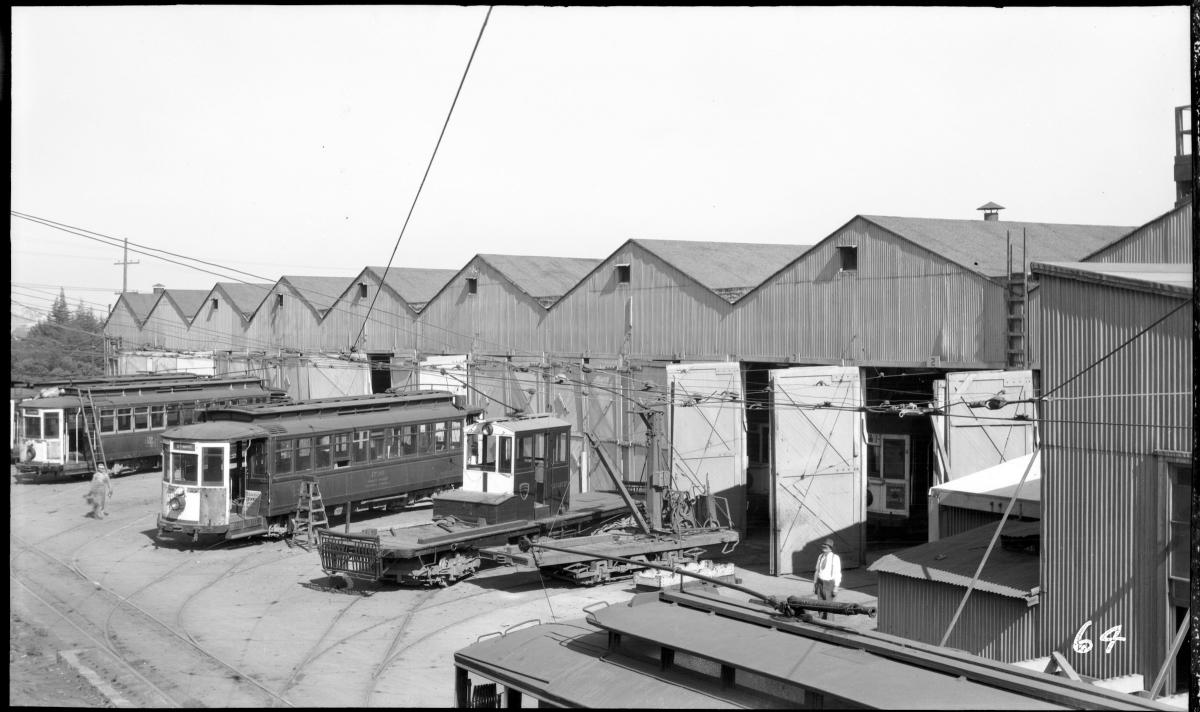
[{"xmin": 156, "ymin": 390, "xmax": 482, "ymax": 541}]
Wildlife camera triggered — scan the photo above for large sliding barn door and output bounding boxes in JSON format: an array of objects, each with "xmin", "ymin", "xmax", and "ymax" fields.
[
  {"xmin": 667, "ymin": 362, "xmax": 746, "ymax": 528},
  {"xmin": 933, "ymin": 370, "xmax": 1035, "ymax": 482},
  {"xmin": 771, "ymin": 366, "xmax": 865, "ymax": 574}
]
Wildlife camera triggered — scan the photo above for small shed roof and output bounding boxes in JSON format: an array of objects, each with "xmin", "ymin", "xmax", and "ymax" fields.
[
  {"xmin": 477, "ymin": 254, "xmax": 602, "ymax": 306},
  {"xmin": 868, "ymin": 519, "xmax": 1041, "ymax": 601},
  {"xmin": 365, "ymin": 266, "xmax": 459, "ymax": 307},
  {"xmin": 932, "ymin": 452, "xmax": 1041, "ymax": 502},
  {"xmin": 633, "ymin": 239, "xmax": 811, "ymax": 302},
  {"xmin": 280, "ymin": 275, "xmax": 357, "ymax": 316},
  {"xmin": 1030, "ymin": 261, "xmax": 1192, "ymax": 297},
  {"xmin": 863, "ymin": 215, "xmax": 1133, "ymax": 278}
]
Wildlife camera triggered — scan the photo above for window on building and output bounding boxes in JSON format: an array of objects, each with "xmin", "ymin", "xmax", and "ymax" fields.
[
  {"xmin": 275, "ymin": 292, "xmax": 284, "ymax": 307},
  {"xmin": 466, "ymin": 277, "xmax": 478, "ymax": 295},
  {"xmin": 211, "ymin": 298, "xmax": 219, "ymax": 311},
  {"xmin": 359, "ymin": 282, "xmax": 368, "ymax": 299},
  {"xmin": 615, "ymin": 264, "xmax": 631, "ymax": 285},
  {"xmin": 837, "ymin": 245, "xmax": 858, "ymax": 272}
]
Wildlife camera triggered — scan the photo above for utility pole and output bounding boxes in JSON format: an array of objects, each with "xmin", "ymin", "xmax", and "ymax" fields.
[{"xmin": 114, "ymin": 238, "xmax": 138, "ymax": 294}]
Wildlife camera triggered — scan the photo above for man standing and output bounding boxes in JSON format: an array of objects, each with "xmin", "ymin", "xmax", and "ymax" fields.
[
  {"xmin": 85, "ymin": 465, "xmax": 113, "ymax": 519},
  {"xmin": 812, "ymin": 538, "xmax": 842, "ymax": 619}
]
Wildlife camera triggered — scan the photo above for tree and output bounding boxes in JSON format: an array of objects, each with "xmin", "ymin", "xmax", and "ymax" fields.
[{"xmin": 11, "ymin": 291, "xmax": 105, "ymax": 381}]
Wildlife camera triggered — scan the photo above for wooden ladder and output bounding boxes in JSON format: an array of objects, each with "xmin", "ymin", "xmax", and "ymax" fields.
[
  {"xmin": 77, "ymin": 389, "xmax": 108, "ymax": 473},
  {"xmin": 291, "ymin": 477, "xmax": 329, "ymax": 549}
]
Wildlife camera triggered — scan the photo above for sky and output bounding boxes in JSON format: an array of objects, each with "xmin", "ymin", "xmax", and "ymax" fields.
[{"xmin": 10, "ymin": 5, "xmax": 1191, "ymax": 328}]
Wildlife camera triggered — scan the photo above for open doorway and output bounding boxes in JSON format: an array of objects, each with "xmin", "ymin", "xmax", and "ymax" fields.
[{"xmin": 367, "ymin": 353, "xmax": 392, "ymax": 394}]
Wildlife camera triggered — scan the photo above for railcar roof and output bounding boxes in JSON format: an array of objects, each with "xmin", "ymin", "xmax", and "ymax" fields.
[
  {"xmin": 20, "ymin": 382, "xmax": 275, "ymax": 410},
  {"xmin": 172, "ymin": 401, "xmax": 473, "ymax": 439},
  {"xmin": 204, "ymin": 390, "xmax": 463, "ymax": 418},
  {"xmin": 469, "ymin": 415, "xmax": 569, "ymax": 435}
]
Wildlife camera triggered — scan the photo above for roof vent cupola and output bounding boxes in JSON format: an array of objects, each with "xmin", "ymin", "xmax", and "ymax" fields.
[{"xmin": 977, "ymin": 202, "xmax": 1005, "ymax": 222}]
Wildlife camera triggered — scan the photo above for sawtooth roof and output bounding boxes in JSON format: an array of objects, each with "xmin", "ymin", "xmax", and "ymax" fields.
[
  {"xmin": 868, "ymin": 520, "xmax": 1040, "ymax": 601},
  {"xmin": 477, "ymin": 254, "xmax": 603, "ymax": 307},
  {"xmin": 118, "ymin": 292, "xmax": 162, "ymax": 323},
  {"xmin": 365, "ymin": 267, "xmax": 459, "ymax": 307},
  {"xmin": 160, "ymin": 290, "xmax": 210, "ymax": 320},
  {"xmin": 633, "ymin": 239, "xmax": 811, "ymax": 302},
  {"xmin": 280, "ymin": 276, "xmax": 357, "ymax": 316},
  {"xmin": 213, "ymin": 283, "xmax": 275, "ymax": 317},
  {"xmin": 862, "ymin": 215, "xmax": 1134, "ymax": 278}
]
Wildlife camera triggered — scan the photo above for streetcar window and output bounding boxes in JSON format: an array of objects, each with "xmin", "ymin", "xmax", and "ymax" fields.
[
  {"xmin": 134, "ymin": 406, "xmax": 149, "ymax": 431},
  {"xmin": 100, "ymin": 409, "xmax": 115, "ymax": 433},
  {"xmin": 468, "ymin": 434, "xmax": 497, "ymax": 471},
  {"xmin": 248, "ymin": 441, "xmax": 266, "ymax": 475},
  {"xmin": 202, "ymin": 447, "xmax": 224, "ymax": 486},
  {"xmin": 417, "ymin": 423, "xmax": 432, "ymax": 453},
  {"xmin": 23, "ymin": 413, "xmax": 42, "ymax": 439},
  {"xmin": 450, "ymin": 421, "xmax": 463, "ymax": 448},
  {"xmin": 116, "ymin": 408, "xmax": 132, "ymax": 432},
  {"xmin": 171, "ymin": 451, "xmax": 198, "ymax": 485},
  {"xmin": 433, "ymin": 422, "xmax": 447, "ymax": 452},
  {"xmin": 517, "ymin": 436, "xmax": 536, "ymax": 469},
  {"xmin": 554, "ymin": 432, "xmax": 568, "ymax": 464},
  {"xmin": 314, "ymin": 435, "xmax": 331, "ymax": 469},
  {"xmin": 275, "ymin": 439, "xmax": 293, "ymax": 475},
  {"xmin": 149, "ymin": 406, "xmax": 165, "ymax": 429},
  {"xmin": 42, "ymin": 412, "xmax": 60, "ymax": 438},
  {"xmin": 383, "ymin": 428, "xmax": 398, "ymax": 459},
  {"xmin": 499, "ymin": 436, "xmax": 513, "ymax": 472},
  {"xmin": 352, "ymin": 431, "xmax": 369, "ymax": 463},
  {"xmin": 333, "ymin": 433, "xmax": 350, "ymax": 468},
  {"xmin": 368, "ymin": 430, "xmax": 386, "ymax": 461},
  {"xmin": 400, "ymin": 426, "xmax": 417, "ymax": 456},
  {"xmin": 295, "ymin": 437, "xmax": 312, "ymax": 471},
  {"xmin": 166, "ymin": 405, "xmax": 180, "ymax": 427}
]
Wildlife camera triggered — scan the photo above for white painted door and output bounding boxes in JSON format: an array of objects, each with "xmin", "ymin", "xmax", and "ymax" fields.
[
  {"xmin": 934, "ymin": 370, "xmax": 1036, "ymax": 481},
  {"xmin": 771, "ymin": 366, "xmax": 865, "ymax": 574},
  {"xmin": 667, "ymin": 362, "xmax": 746, "ymax": 528}
]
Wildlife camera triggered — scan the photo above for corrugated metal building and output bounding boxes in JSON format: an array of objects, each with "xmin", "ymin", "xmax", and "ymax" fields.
[
  {"xmin": 1033, "ymin": 260, "xmax": 1191, "ymax": 690},
  {"xmin": 324, "ymin": 266, "xmax": 457, "ymax": 356},
  {"xmin": 870, "ymin": 520, "xmax": 1042, "ymax": 662},
  {"xmin": 102, "ymin": 291, "xmax": 160, "ymax": 349},
  {"xmin": 189, "ymin": 282, "xmax": 275, "ymax": 352},
  {"xmin": 243, "ymin": 275, "xmax": 355, "ymax": 353},
  {"xmin": 138, "ymin": 288, "xmax": 209, "ymax": 351},
  {"xmin": 1083, "ymin": 201, "xmax": 1192, "ymax": 264}
]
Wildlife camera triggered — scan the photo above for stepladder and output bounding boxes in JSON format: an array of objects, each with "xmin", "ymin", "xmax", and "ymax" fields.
[{"xmin": 291, "ymin": 477, "xmax": 329, "ymax": 549}]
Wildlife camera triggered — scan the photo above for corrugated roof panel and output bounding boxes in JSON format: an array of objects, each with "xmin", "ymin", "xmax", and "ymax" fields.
[
  {"xmin": 165, "ymin": 289, "xmax": 211, "ymax": 320},
  {"xmin": 366, "ymin": 266, "xmax": 459, "ymax": 306},
  {"xmin": 281, "ymin": 275, "xmax": 356, "ymax": 315},
  {"xmin": 120, "ymin": 292, "xmax": 161, "ymax": 321},
  {"xmin": 863, "ymin": 215, "xmax": 1133, "ymax": 278},
  {"xmin": 477, "ymin": 254, "xmax": 602, "ymax": 302},
  {"xmin": 216, "ymin": 283, "xmax": 274, "ymax": 317}
]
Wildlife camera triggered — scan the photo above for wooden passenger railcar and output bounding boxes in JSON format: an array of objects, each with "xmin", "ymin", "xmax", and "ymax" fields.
[
  {"xmin": 156, "ymin": 390, "xmax": 482, "ymax": 541},
  {"xmin": 15, "ymin": 375, "xmax": 278, "ymax": 479}
]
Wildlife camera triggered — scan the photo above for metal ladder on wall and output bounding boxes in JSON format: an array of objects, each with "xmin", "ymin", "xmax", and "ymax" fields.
[
  {"xmin": 1004, "ymin": 229, "xmax": 1029, "ymax": 370},
  {"xmin": 290, "ymin": 476, "xmax": 329, "ymax": 549},
  {"xmin": 77, "ymin": 389, "xmax": 108, "ymax": 473}
]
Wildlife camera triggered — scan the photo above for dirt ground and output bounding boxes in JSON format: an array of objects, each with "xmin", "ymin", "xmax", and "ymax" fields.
[{"xmin": 9, "ymin": 608, "xmax": 110, "ymax": 708}]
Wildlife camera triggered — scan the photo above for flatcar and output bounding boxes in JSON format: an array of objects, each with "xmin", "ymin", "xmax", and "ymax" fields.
[
  {"xmin": 316, "ymin": 413, "xmax": 740, "ymax": 587},
  {"xmin": 15, "ymin": 375, "xmax": 280, "ymax": 480},
  {"xmin": 156, "ymin": 390, "xmax": 482, "ymax": 541}
]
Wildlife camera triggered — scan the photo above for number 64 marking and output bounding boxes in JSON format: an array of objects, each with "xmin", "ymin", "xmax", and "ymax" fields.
[{"xmin": 1072, "ymin": 620, "xmax": 1127, "ymax": 654}]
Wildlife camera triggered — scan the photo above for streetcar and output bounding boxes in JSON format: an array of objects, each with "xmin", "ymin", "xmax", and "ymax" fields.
[
  {"xmin": 156, "ymin": 390, "xmax": 483, "ymax": 541},
  {"xmin": 15, "ymin": 375, "xmax": 280, "ymax": 480}
]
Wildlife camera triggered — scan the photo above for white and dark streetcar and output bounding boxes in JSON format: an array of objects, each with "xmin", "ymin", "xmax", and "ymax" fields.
[
  {"xmin": 15, "ymin": 375, "xmax": 279, "ymax": 480},
  {"xmin": 156, "ymin": 390, "xmax": 482, "ymax": 541}
]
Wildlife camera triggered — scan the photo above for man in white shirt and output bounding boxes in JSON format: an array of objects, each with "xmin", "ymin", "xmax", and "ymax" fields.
[{"xmin": 812, "ymin": 538, "xmax": 841, "ymax": 619}]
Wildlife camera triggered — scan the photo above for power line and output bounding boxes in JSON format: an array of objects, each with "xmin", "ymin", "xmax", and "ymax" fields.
[{"xmin": 355, "ymin": 4, "xmax": 493, "ymax": 351}]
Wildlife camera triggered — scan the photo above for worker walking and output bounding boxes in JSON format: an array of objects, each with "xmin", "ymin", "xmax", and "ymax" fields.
[
  {"xmin": 85, "ymin": 465, "xmax": 113, "ymax": 519},
  {"xmin": 812, "ymin": 538, "xmax": 842, "ymax": 619}
]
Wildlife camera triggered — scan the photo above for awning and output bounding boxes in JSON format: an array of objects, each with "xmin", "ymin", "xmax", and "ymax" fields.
[{"xmin": 931, "ymin": 452, "xmax": 1040, "ymax": 519}]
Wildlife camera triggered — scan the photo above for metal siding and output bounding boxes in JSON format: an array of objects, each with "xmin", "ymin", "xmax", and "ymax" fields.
[
  {"xmin": 877, "ymin": 574, "xmax": 1039, "ymax": 662},
  {"xmin": 542, "ymin": 246, "xmax": 637, "ymax": 358},
  {"xmin": 1039, "ymin": 273, "xmax": 1191, "ymax": 683},
  {"xmin": 1087, "ymin": 202, "xmax": 1192, "ymax": 263},
  {"xmin": 322, "ymin": 275, "xmax": 419, "ymax": 355},
  {"xmin": 103, "ymin": 302, "xmax": 144, "ymax": 345},
  {"xmin": 418, "ymin": 259, "xmax": 547, "ymax": 357},
  {"xmin": 730, "ymin": 219, "xmax": 1007, "ymax": 367},
  {"xmin": 939, "ymin": 506, "xmax": 1006, "ymax": 539}
]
